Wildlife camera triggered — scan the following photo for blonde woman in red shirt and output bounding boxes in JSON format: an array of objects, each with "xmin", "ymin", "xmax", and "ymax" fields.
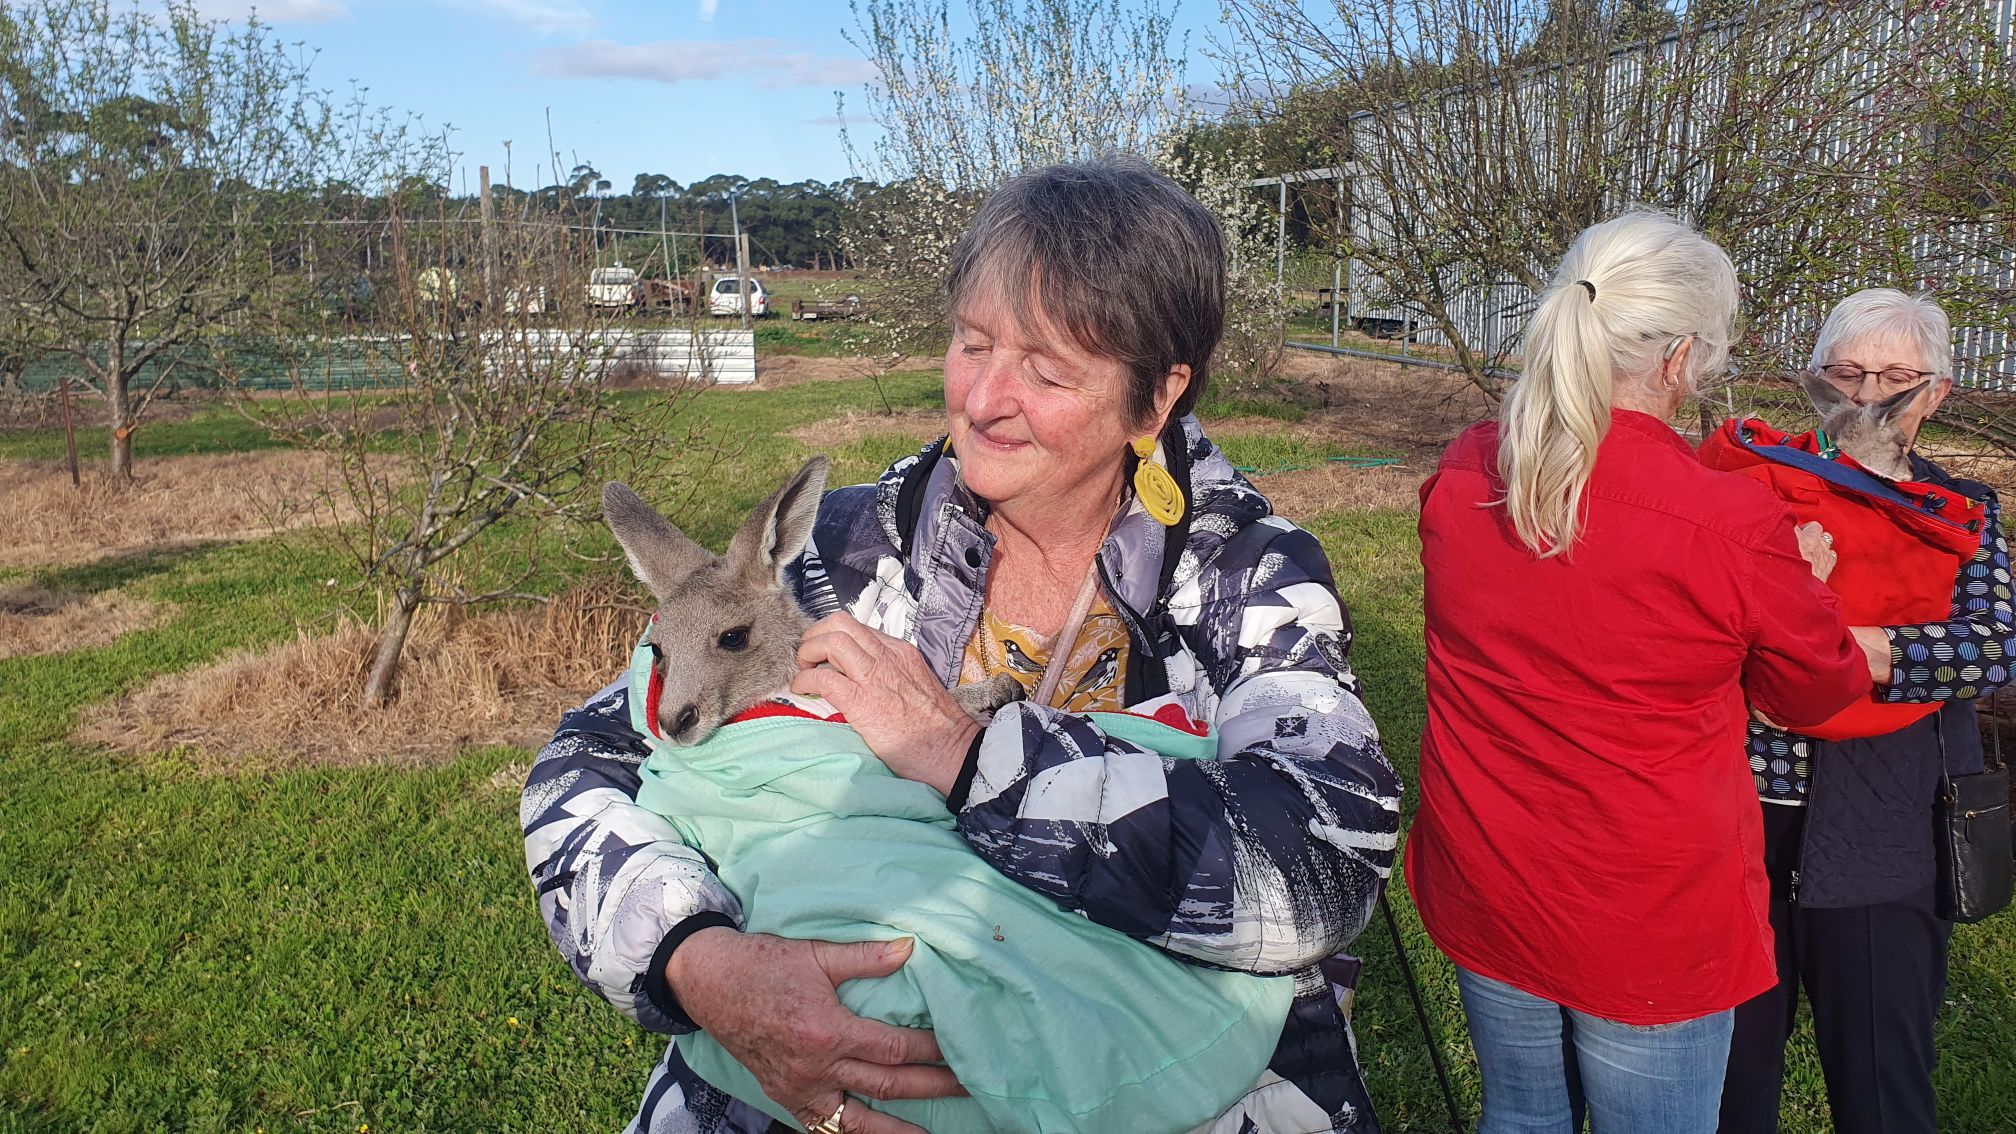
[{"xmin": 1409, "ymin": 210, "xmax": 1871, "ymax": 1134}]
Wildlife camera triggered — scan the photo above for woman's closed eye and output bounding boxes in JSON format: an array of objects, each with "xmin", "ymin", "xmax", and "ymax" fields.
[{"xmin": 716, "ymin": 626, "xmax": 751, "ymax": 652}]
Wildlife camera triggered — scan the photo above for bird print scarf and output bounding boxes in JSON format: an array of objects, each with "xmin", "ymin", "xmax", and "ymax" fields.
[{"xmin": 959, "ymin": 596, "xmax": 1129, "ymax": 713}]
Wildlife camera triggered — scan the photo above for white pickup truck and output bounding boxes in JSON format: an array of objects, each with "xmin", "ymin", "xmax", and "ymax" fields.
[{"xmin": 585, "ymin": 265, "xmax": 639, "ymax": 311}]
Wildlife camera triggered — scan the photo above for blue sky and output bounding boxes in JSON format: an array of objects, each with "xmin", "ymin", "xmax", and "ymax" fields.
[{"xmin": 202, "ymin": 0, "xmax": 1228, "ymax": 193}]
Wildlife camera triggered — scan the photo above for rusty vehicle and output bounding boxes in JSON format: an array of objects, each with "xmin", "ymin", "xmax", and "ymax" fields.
[
  {"xmin": 638, "ymin": 278, "xmax": 695, "ymax": 312},
  {"xmin": 788, "ymin": 293, "xmax": 867, "ymax": 321}
]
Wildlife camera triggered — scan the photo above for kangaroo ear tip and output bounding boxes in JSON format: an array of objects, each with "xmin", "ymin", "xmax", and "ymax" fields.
[{"xmin": 796, "ymin": 455, "xmax": 831, "ymax": 491}]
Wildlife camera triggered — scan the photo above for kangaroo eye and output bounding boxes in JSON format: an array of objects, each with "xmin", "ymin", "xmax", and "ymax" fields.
[{"xmin": 717, "ymin": 626, "xmax": 750, "ymax": 652}]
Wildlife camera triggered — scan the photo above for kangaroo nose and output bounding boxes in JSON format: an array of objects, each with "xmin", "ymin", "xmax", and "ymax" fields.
[{"xmin": 672, "ymin": 704, "xmax": 699, "ymax": 737}]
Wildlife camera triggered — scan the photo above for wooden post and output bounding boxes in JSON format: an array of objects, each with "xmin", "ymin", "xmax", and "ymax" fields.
[
  {"xmin": 59, "ymin": 372, "xmax": 79, "ymax": 487},
  {"xmin": 479, "ymin": 165, "xmax": 497, "ymax": 312},
  {"xmin": 659, "ymin": 195, "xmax": 674, "ymax": 294}
]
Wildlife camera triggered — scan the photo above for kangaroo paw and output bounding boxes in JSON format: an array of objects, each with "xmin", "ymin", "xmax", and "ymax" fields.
[{"xmin": 952, "ymin": 673, "xmax": 1026, "ymax": 719}]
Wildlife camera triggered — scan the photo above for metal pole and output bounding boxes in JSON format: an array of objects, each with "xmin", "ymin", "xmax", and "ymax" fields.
[
  {"xmin": 730, "ymin": 191, "xmax": 752, "ymax": 332},
  {"xmin": 1380, "ymin": 892, "xmax": 1468, "ymax": 1133},
  {"xmin": 1343, "ymin": 171, "xmax": 1358, "ymax": 330},
  {"xmin": 1276, "ymin": 178, "xmax": 1288, "ymax": 300},
  {"xmin": 1332, "ymin": 178, "xmax": 1344, "ymax": 348}
]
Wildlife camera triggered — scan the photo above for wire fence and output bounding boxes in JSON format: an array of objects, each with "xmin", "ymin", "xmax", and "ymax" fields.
[
  {"xmin": 1260, "ymin": 0, "xmax": 2016, "ymax": 391},
  {"xmin": 10, "ymin": 328, "xmax": 759, "ymax": 394}
]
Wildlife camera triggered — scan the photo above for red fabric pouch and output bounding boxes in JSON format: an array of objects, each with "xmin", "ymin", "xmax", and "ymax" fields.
[{"xmin": 1698, "ymin": 418, "xmax": 1984, "ymax": 740}]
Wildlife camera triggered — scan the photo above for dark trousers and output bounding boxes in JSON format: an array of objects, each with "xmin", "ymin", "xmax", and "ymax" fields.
[{"xmin": 1717, "ymin": 801, "xmax": 1951, "ymax": 1134}]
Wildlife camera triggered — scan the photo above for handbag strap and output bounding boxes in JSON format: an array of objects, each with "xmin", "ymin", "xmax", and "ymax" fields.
[
  {"xmin": 1991, "ymin": 698, "xmax": 2006, "ymax": 774},
  {"xmin": 1935, "ymin": 709, "xmax": 1952, "ymax": 788},
  {"xmin": 1933, "ymin": 701, "xmax": 2009, "ymax": 780}
]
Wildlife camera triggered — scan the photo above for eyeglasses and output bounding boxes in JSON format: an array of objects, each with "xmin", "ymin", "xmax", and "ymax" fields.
[{"xmin": 1816, "ymin": 363, "xmax": 1941, "ymax": 393}]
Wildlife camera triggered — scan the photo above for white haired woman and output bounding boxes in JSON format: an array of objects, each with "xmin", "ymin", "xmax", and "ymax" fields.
[
  {"xmin": 1717, "ymin": 290, "xmax": 2015, "ymax": 1134},
  {"xmin": 1409, "ymin": 211, "xmax": 1873, "ymax": 1134}
]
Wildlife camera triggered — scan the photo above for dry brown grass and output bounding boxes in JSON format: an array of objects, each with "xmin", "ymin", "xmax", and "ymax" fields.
[
  {"xmin": 81, "ymin": 578, "xmax": 647, "ymax": 768},
  {"xmin": 785, "ymin": 408, "xmax": 948, "ymax": 448},
  {"xmin": 1918, "ymin": 446, "xmax": 2016, "ymax": 498},
  {"xmin": 1251, "ymin": 462, "xmax": 1427, "ymax": 516},
  {"xmin": 0, "ymin": 584, "xmax": 165, "ymax": 660},
  {"xmin": 0, "ymin": 450, "xmax": 356, "ymax": 568},
  {"xmin": 755, "ymin": 354, "xmax": 940, "ymax": 388}
]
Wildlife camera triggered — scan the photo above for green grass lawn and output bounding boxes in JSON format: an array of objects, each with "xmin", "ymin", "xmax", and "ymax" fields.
[{"xmin": 3, "ymin": 376, "xmax": 2013, "ymax": 1133}]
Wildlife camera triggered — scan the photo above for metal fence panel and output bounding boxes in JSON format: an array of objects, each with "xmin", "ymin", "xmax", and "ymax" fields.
[
  {"xmin": 1277, "ymin": 0, "xmax": 2015, "ymax": 389},
  {"xmin": 13, "ymin": 327, "xmax": 758, "ymax": 392}
]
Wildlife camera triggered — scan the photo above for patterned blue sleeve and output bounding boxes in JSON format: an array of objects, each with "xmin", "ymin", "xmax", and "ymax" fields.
[
  {"xmin": 1881, "ymin": 493, "xmax": 2016, "ymax": 703},
  {"xmin": 522, "ymin": 682, "xmax": 744, "ymax": 1034},
  {"xmin": 953, "ymin": 523, "xmax": 1403, "ymax": 975}
]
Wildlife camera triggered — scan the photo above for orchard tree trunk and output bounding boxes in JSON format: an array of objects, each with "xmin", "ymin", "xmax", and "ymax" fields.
[
  {"xmin": 363, "ymin": 588, "xmax": 421, "ymax": 707},
  {"xmin": 107, "ymin": 375, "xmax": 135, "ymax": 482}
]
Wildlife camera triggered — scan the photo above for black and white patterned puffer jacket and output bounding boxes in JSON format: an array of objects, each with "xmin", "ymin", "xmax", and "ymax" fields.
[{"xmin": 521, "ymin": 417, "xmax": 1405, "ymax": 1134}]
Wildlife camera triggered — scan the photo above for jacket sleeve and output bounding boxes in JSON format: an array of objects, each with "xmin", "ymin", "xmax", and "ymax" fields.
[
  {"xmin": 1878, "ymin": 492, "xmax": 2016, "ymax": 703},
  {"xmin": 949, "ymin": 523, "xmax": 1403, "ymax": 975},
  {"xmin": 1740, "ymin": 513, "xmax": 1870, "ymax": 730},
  {"xmin": 522, "ymin": 681, "xmax": 743, "ymax": 1035}
]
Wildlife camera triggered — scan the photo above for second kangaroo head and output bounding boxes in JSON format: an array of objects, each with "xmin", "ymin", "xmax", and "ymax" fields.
[
  {"xmin": 1797, "ymin": 370, "xmax": 1930, "ymax": 482},
  {"xmin": 603, "ymin": 457, "xmax": 829, "ymax": 746}
]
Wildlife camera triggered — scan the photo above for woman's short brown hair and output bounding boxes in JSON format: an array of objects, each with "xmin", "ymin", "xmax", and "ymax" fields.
[{"xmin": 945, "ymin": 158, "xmax": 1225, "ymax": 427}]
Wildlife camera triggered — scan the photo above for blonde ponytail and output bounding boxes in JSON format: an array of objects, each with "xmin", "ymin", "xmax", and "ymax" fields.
[
  {"xmin": 1495, "ymin": 209, "xmax": 1738, "ymax": 557},
  {"xmin": 1498, "ymin": 284, "xmax": 1615, "ymax": 556}
]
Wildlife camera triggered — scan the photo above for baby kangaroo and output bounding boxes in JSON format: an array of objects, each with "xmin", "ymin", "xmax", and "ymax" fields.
[
  {"xmin": 602, "ymin": 456, "xmax": 1021, "ymax": 746},
  {"xmin": 1797, "ymin": 369, "xmax": 1932, "ymax": 482}
]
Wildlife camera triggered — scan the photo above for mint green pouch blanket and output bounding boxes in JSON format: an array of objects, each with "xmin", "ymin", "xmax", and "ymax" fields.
[{"xmin": 626, "ymin": 649, "xmax": 1293, "ymax": 1133}]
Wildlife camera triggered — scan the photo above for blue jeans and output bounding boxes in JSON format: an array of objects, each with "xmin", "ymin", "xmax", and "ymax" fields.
[{"xmin": 1456, "ymin": 967, "xmax": 1734, "ymax": 1134}]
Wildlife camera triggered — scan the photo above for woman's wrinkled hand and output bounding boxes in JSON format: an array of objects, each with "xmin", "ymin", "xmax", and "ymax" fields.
[
  {"xmin": 1795, "ymin": 521, "xmax": 1838, "ymax": 583},
  {"xmin": 1850, "ymin": 625, "xmax": 1894, "ymax": 684},
  {"xmin": 792, "ymin": 613, "xmax": 981, "ymax": 796},
  {"xmin": 668, "ymin": 928, "xmax": 963, "ymax": 1134}
]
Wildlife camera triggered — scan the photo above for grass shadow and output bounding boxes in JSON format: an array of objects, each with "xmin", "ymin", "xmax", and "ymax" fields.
[{"xmin": 28, "ymin": 542, "xmax": 234, "ymax": 595}]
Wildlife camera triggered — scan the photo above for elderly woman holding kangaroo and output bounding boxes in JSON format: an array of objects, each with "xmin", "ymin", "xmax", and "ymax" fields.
[
  {"xmin": 522, "ymin": 160, "xmax": 1403, "ymax": 1134},
  {"xmin": 1717, "ymin": 290, "xmax": 2016, "ymax": 1134}
]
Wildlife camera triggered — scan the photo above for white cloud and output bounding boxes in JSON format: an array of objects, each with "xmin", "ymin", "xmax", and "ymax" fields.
[
  {"xmin": 536, "ymin": 38, "xmax": 877, "ymax": 89},
  {"xmin": 195, "ymin": 0, "xmax": 350, "ymax": 20},
  {"xmin": 698, "ymin": 0, "xmax": 719, "ymax": 19},
  {"xmin": 446, "ymin": 0, "xmax": 592, "ymax": 35}
]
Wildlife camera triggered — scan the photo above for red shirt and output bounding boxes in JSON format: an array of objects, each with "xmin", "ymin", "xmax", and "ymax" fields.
[{"xmin": 1407, "ymin": 411, "xmax": 1868, "ymax": 1024}]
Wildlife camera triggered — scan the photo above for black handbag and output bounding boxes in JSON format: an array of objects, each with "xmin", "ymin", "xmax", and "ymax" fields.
[{"xmin": 1935, "ymin": 716, "xmax": 2014, "ymax": 924}]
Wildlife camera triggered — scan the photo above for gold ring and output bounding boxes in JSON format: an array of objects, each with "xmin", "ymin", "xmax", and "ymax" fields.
[{"xmin": 807, "ymin": 1099, "xmax": 847, "ymax": 1134}]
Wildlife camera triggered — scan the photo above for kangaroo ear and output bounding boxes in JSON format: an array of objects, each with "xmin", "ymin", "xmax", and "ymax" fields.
[
  {"xmin": 1875, "ymin": 380, "xmax": 1932, "ymax": 424},
  {"xmin": 603, "ymin": 482, "xmax": 710, "ymax": 600},
  {"xmin": 1797, "ymin": 368, "xmax": 1856, "ymax": 422},
  {"xmin": 727, "ymin": 456, "xmax": 830, "ymax": 584}
]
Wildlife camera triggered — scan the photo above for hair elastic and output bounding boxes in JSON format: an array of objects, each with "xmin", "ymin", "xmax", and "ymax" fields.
[{"xmin": 1576, "ymin": 279, "xmax": 1597, "ymax": 300}]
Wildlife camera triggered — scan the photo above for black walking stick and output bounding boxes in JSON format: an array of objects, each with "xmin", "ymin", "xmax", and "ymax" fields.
[{"xmin": 1379, "ymin": 890, "xmax": 1468, "ymax": 1133}]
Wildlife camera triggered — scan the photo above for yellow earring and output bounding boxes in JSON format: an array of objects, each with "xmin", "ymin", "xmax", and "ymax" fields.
[{"xmin": 1131, "ymin": 435, "xmax": 1184, "ymax": 526}]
